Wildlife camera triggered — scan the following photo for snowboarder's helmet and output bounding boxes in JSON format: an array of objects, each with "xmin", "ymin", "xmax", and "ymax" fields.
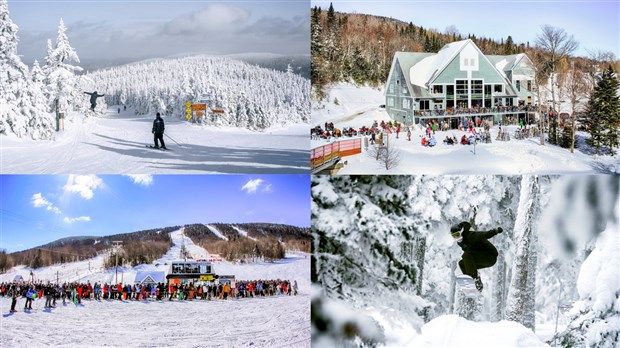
[
  {"xmin": 156, "ymin": 112, "xmax": 161, "ymax": 118},
  {"xmin": 450, "ymin": 221, "xmax": 470, "ymax": 238}
]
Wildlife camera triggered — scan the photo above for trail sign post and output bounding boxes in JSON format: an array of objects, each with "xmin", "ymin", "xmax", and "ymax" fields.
[{"xmin": 185, "ymin": 101, "xmax": 192, "ymax": 120}]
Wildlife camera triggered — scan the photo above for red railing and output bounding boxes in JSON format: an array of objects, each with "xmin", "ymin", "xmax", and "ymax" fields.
[{"xmin": 311, "ymin": 139, "xmax": 362, "ymax": 170}]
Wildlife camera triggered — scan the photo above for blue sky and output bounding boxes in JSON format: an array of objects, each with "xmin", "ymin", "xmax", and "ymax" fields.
[
  {"xmin": 7, "ymin": 0, "xmax": 309, "ymax": 69},
  {"xmin": 0, "ymin": 174, "xmax": 310, "ymax": 253},
  {"xmin": 312, "ymin": 0, "xmax": 619, "ymax": 58}
]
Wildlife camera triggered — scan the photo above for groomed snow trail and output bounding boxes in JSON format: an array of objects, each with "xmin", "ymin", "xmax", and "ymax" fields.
[
  {"xmin": 0, "ymin": 295, "xmax": 310, "ymax": 348},
  {"xmin": 1, "ymin": 107, "xmax": 309, "ymax": 173}
]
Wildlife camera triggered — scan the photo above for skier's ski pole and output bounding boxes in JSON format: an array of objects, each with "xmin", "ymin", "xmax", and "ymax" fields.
[{"xmin": 164, "ymin": 133, "xmax": 185, "ymax": 148}]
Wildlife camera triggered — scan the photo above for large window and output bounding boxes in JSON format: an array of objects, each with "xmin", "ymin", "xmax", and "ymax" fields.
[
  {"xmin": 527, "ymin": 81, "xmax": 532, "ymax": 92},
  {"xmin": 433, "ymin": 85, "xmax": 444, "ymax": 94},
  {"xmin": 494, "ymin": 84, "xmax": 503, "ymax": 93},
  {"xmin": 456, "ymin": 80, "xmax": 468, "ymax": 95},
  {"xmin": 389, "ymin": 81, "xmax": 394, "ymax": 93},
  {"xmin": 516, "ymin": 80, "xmax": 521, "ymax": 91},
  {"xmin": 485, "ymin": 85, "xmax": 492, "ymax": 96},
  {"xmin": 402, "ymin": 98, "xmax": 411, "ymax": 109},
  {"xmin": 387, "ymin": 97, "xmax": 394, "ymax": 107},
  {"xmin": 471, "ymin": 80, "xmax": 483, "ymax": 96},
  {"xmin": 447, "ymin": 85, "xmax": 454, "ymax": 96},
  {"xmin": 419, "ymin": 100, "xmax": 430, "ymax": 110}
]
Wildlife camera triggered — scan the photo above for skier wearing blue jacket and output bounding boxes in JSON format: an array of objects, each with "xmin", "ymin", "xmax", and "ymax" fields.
[{"xmin": 25, "ymin": 287, "xmax": 36, "ymax": 310}]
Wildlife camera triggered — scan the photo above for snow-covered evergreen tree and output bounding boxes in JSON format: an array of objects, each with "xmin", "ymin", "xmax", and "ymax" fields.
[
  {"xmin": 0, "ymin": 0, "xmax": 55, "ymax": 139},
  {"xmin": 312, "ymin": 175, "xmax": 433, "ymax": 344},
  {"xmin": 46, "ymin": 18, "xmax": 82, "ymax": 117},
  {"xmin": 542, "ymin": 176, "xmax": 620, "ymax": 347}
]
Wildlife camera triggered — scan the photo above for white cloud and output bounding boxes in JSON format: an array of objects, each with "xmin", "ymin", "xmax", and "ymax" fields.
[
  {"xmin": 164, "ymin": 4, "xmax": 250, "ymax": 36},
  {"xmin": 64, "ymin": 216, "xmax": 91, "ymax": 224},
  {"xmin": 126, "ymin": 174, "xmax": 153, "ymax": 186},
  {"xmin": 263, "ymin": 184, "xmax": 273, "ymax": 193},
  {"xmin": 241, "ymin": 179, "xmax": 264, "ymax": 194},
  {"xmin": 31, "ymin": 193, "xmax": 62, "ymax": 214},
  {"xmin": 64, "ymin": 175, "xmax": 103, "ymax": 200}
]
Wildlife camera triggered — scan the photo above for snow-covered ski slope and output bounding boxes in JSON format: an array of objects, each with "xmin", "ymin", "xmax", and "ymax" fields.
[
  {"xmin": 0, "ymin": 228, "xmax": 310, "ymax": 347},
  {"xmin": 403, "ymin": 315, "xmax": 548, "ymax": 347},
  {"xmin": 1, "ymin": 107, "xmax": 309, "ymax": 173},
  {"xmin": 312, "ymin": 83, "xmax": 620, "ymax": 174}
]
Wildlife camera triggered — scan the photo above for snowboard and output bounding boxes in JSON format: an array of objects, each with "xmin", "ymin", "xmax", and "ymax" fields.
[
  {"xmin": 146, "ymin": 145, "xmax": 171, "ymax": 151},
  {"xmin": 455, "ymin": 275, "xmax": 480, "ymax": 297}
]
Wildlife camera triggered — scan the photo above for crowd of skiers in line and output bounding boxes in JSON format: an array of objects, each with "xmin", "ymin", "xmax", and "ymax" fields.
[{"xmin": 1, "ymin": 279, "xmax": 298, "ymax": 312}]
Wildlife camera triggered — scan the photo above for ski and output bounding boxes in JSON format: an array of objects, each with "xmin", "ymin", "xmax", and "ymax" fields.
[{"xmin": 145, "ymin": 145, "xmax": 171, "ymax": 151}]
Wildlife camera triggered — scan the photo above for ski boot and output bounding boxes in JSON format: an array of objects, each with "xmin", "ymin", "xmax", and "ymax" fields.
[{"xmin": 474, "ymin": 276, "xmax": 483, "ymax": 291}]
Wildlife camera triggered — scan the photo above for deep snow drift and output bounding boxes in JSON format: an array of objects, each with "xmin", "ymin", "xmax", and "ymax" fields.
[
  {"xmin": 408, "ymin": 315, "xmax": 548, "ymax": 348},
  {"xmin": 0, "ymin": 228, "xmax": 310, "ymax": 347},
  {"xmin": 1, "ymin": 107, "xmax": 309, "ymax": 174},
  {"xmin": 311, "ymin": 83, "xmax": 619, "ymax": 174}
]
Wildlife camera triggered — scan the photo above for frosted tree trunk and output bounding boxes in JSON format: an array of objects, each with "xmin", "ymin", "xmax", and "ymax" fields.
[
  {"xmin": 506, "ymin": 175, "xmax": 540, "ymax": 330},
  {"xmin": 414, "ymin": 234, "xmax": 426, "ymax": 296},
  {"xmin": 448, "ymin": 260, "xmax": 457, "ymax": 314},
  {"xmin": 490, "ymin": 253, "xmax": 507, "ymax": 321},
  {"xmin": 524, "ymin": 227, "xmax": 537, "ymax": 330},
  {"xmin": 491, "ymin": 177, "xmax": 519, "ymax": 321}
]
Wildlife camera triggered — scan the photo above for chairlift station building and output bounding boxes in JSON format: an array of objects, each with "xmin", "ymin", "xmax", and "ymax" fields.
[{"xmin": 385, "ymin": 39, "xmax": 536, "ymax": 125}]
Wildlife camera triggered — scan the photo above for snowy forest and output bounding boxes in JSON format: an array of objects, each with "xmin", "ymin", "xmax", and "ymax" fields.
[
  {"xmin": 311, "ymin": 175, "xmax": 619, "ymax": 347},
  {"xmin": 82, "ymin": 56, "xmax": 310, "ymax": 130},
  {"xmin": 0, "ymin": 0, "xmax": 310, "ymax": 141}
]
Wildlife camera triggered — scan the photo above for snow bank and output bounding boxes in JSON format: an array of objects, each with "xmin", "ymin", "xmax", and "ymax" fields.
[
  {"xmin": 410, "ymin": 315, "xmax": 549, "ymax": 348},
  {"xmin": 576, "ymin": 224, "xmax": 620, "ymax": 314}
]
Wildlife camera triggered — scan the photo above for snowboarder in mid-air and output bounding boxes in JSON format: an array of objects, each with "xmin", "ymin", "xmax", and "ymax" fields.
[
  {"xmin": 84, "ymin": 91, "xmax": 105, "ymax": 111},
  {"xmin": 152, "ymin": 112, "xmax": 167, "ymax": 149},
  {"xmin": 451, "ymin": 221, "xmax": 502, "ymax": 291}
]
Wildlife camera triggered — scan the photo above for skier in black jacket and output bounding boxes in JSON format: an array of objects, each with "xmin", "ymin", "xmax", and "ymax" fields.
[
  {"xmin": 152, "ymin": 112, "xmax": 167, "ymax": 149},
  {"xmin": 84, "ymin": 91, "xmax": 105, "ymax": 111},
  {"xmin": 451, "ymin": 221, "xmax": 502, "ymax": 291}
]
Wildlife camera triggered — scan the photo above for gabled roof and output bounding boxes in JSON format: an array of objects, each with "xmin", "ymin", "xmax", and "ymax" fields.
[
  {"xmin": 385, "ymin": 51, "xmax": 432, "ymax": 97},
  {"xmin": 135, "ymin": 271, "xmax": 165, "ymax": 284},
  {"xmin": 421, "ymin": 40, "xmax": 471, "ymax": 86}
]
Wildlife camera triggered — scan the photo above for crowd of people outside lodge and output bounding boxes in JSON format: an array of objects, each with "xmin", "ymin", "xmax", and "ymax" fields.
[
  {"xmin": 1, "ymin": 278, "xmax": 299, "ymax": 312},
  {"xmin": 312, "ymin": 116, "xmax": 538, "ymax": 146}
]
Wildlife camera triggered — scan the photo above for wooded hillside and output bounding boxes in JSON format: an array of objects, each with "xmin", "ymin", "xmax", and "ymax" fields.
[{"xmin": 311, "ymin": 4, "xmax": 529, "ymax": 98}]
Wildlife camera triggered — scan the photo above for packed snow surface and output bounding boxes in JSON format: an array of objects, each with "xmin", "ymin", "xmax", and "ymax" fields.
[
  {"xmin": 312, "ymin": 83, "xmax": 619, "ymax": 174},
  {"xmin": 408, "ymin": 315, "xmax": 549, "ymax": 348},
  {"xmin": 0, "ymin": 228, "xmax": 310, "ymax": 347},
  {"xmin": 1, "ymin": 107, "xmax": 309, "ymax": 173}
]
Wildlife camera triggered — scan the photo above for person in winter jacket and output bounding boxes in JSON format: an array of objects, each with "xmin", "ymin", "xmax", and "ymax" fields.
[
  {"xmin": 451, "ymin": 221, "xmax": 502, "ymax": 291},
  {"xmin": 25, "ymin": 287, "xmax": 35, "ymax": 310},
  {"xmin": 152, "ymin": 112, "xmax": 167, "ymax": 149},
  {"xmin": 44, "ymin": 285, "xmax": 53, "ymax": 308},
  {"xmin": 9, "ymin": 284, "xmax": 19, "ymax": 312},
  {"xmin": 84, "ymin": 91, "xmax": 105, "ymax": 111}
]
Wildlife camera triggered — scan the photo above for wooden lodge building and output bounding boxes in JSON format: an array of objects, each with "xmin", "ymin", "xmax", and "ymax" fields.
[{"xmin": 385, "ymin": 39, "xmax": 537, "ymax": 127}]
